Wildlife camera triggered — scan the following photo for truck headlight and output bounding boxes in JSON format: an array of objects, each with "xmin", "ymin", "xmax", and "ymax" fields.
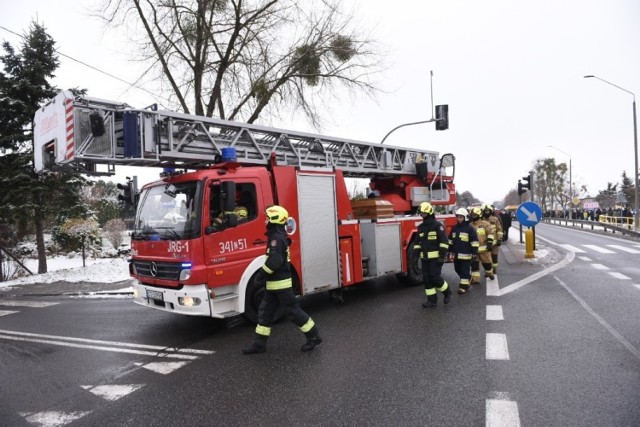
[
  {"xmin": 178, "ymin": 296, "xmax": 201, "ymax": 307},
  {"xmin": 180, "ymin": 263, "xmax": 192, "ymax": 281},
  {"xmin": 180, "ymin": 269, "xmax": 191, "ymax": 281}
]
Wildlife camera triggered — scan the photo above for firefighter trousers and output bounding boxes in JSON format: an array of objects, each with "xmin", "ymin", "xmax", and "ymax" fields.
[
  {"xmin": 256, "ymin": 288, "xmax": 315, "ymax": 337},
  {"xmin": 421, "ymin": 259, "xmax": 448, "ymax": 303},
  {"xmin": 454, "ymin": 258, "xmax": 471, "ymax": 289}
]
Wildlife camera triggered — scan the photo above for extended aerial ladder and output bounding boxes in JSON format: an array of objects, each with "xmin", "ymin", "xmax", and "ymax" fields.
[{"xmin": 34, "ymin": 91, "xmax": 454, "ymax": 202}]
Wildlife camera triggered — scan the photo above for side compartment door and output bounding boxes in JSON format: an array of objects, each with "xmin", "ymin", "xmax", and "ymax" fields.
[{"xmin": 297, "ymin": 174, "xmax": 340, "ymax": 294}]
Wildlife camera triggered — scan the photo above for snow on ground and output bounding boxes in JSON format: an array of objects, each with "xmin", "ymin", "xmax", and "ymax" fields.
[{"xmin": 0, "ymin": 256, "xmax": 131, "ymax": 289}]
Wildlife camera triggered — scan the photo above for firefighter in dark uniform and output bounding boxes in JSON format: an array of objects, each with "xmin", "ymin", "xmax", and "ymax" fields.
[
  {"xmin": 448, "ymin": 208, "xmax": 479, "ymax": 294},
  {"xmin": 243, "ymin": 205, "xmax": 322, "ymax": 354},
  {"xmin": 413, "ymin": 202, "xmax": 452, "ymax": 307}
]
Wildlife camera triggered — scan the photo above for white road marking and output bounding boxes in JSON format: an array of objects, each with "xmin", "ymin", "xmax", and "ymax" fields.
[
  {"xmin": 0, "ymin": 301, "xmax": 58, "ymax": 307},
  {"xmin": 136, "ymin": 361, "xmax": 189, "ymax": 374},
  {"xmin": 486, "ymin": 305, "xmax": 504, "ymax": 321},
  {"xmin": 81, "ymin": 384, "xmax": 145, "ymax": 401},
  {"xmin": 0, "ymin": 334, "xmax": 199, "ymax": 360},
  {"xmin": 582, "ymin": 244, "xmax": 615, "ymax": 254},
  {"xmin": 20, "ymin": 411, "xmax": 92, "ymax": 427},
  {"xmin": 486, "ymin": 275, "xmax": 500, "ymax": 296},
  {"xmin": 559, "ymin": 244, "xmax": 585, "ymax": 253},
  {"xmin": 0, "ymin": 329, "xmax": 214, "ymax": 355},
  {"xmin": 634, "ymin": 285, "xmax": 640, "ymax": 291},
  {"xmin": 591, "ymin": 263, "xmax": 609, "ymax": 270},
  {"xmin": 486, "ymin": 392, "xmax": 521, "ymax": 427},
  {"xmin": 486, "ymin": 333, "xmax": 509, "ymax": 360},
  {"xmin": 607, "ymin": 245, "xmax": 640, "ymax": 254},
  {"xmin": 499, "ymin": 249, "xmax": 574, "ymax": 296},
  {"xmin": 609, "ymin": 272, "xmax": 631, "ymax": 280},
  {"xmin": 578, "ymin": 256, "xmax": 592, "ymax": 261},
  {"xmin": 0, "ymin": 310, "xmax": 19, "ymax": 317},
  {"xmin": 554, "ymin": 276, "xmax": 640, "ymax": 361}
]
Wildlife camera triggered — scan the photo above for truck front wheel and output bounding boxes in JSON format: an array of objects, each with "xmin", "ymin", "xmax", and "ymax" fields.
[{"xmin": 397, "ymin": 240, "xmax": 423, "ymax": 286}]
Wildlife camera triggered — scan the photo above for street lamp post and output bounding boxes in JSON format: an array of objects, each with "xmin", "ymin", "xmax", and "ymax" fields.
[
  {"xmin": 584, "ymin": 75, "xmax": 639, "ymax": 231},
  {"xmin": 548, "ymin": 145, "xmax": 572, "ymax": 216}
]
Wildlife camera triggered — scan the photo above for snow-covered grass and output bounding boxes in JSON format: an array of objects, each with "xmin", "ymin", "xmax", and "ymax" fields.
[
  {"xmin": 0, "ymin": 256, "xmax": 131, "ymax": 289},
  {"xmin": 1, "ymin": 232, "xmax": 131, "ymax": 289}
]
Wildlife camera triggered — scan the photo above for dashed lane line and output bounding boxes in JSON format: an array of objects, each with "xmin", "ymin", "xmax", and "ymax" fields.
[
  {"xmin": 609, "ymin": 272, "xmax": 631, "ymax": 280},
  {"xmin": 486, "ymin": 333, "xmax": 510, "ymax": 360},
  {"xmin": 582, "ymin": 244, "xmax": 615, "ymax": 254},
  {"xmin": 591, "ymin": 263, "xmax": 609, "ymax": 270},
  {"xmin": 607, "ymin": 245, "xmax": 640, "ymax": 254},
  {"xmin": 578, "ymin": 256, "xmax": 592, "ymax": 261},
  {"xmin": 486, "ymin": 305, "xmax": 504, "ymax": 321},
  {"xmin": 558, "ymin": 244, "xmax": 585, "ymax": 253},
  {"xmin": 486, "ymin": 392, "xmax": 521, "ymax": 427}
]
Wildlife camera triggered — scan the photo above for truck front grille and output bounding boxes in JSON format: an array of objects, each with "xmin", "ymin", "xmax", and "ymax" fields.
[{"xmin": 133, "ymin": 260, "xmax": 181, "ymax": 280}]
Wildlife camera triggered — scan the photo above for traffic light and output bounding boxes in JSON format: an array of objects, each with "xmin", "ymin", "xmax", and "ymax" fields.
[
  {"xmin": 517, "ymin": 173, "xmax": 532, "ymax": 196},
  {"xmin": 517, "ymin": 180, "xmax": 526, "ymax": 195},
  {"xmin": 435, "ymin": 104, "xmax": 449, "ymax": 131},
  {"xmin": 117, "ymin": 177, "xmax": 136, "ymax": 205}
]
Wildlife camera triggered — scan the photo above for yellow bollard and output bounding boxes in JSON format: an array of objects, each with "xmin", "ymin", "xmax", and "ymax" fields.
[{"xmin": 524, "ymin": 228, "xmax": 534, "ymax": 258}]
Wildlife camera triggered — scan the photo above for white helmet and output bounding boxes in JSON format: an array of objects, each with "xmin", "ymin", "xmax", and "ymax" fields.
[{"xmin": 455, "ymin": 208, "xmax": 469, "ymax": 220}]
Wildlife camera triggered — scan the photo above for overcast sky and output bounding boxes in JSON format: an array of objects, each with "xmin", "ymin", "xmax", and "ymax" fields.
[{"xmin": 2, "ymin": 0, "xmax": 639, "ymax": 204}]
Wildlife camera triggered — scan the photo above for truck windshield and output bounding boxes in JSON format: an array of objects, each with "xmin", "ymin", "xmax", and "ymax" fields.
[{"xmin": 133, "ymin": 181, "xmax": 201, "ymax": 240}]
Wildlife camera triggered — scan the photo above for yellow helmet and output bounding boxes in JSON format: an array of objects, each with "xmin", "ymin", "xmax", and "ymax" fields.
[
  {"xmin": 235, "ymin": 206, "xmax": 248, "ymax": 218},
  {"xmin": 418, "ymin": 202, "xmax": 434, "ymax": 216},
  {"xmin": 471, "ymin": 207, "xmax": 483, "ymax": 219},
  {"xmin": 265, "ymin": 205, "xmax": 288, "ymax": 225},
  {"xmin": 482, "ymin": 204, "xmax": 494, "ymax": 214}
]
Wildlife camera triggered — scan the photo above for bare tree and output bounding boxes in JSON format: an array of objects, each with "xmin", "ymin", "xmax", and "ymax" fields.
[{"xmin": 94, "ymin": 0, "xmax": 381, "ymax": 127}]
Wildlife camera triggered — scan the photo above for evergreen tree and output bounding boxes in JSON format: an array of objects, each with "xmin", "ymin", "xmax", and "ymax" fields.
[{"xmin": 0, "ymin": 21, "xmax": 89, "ymax": 274}]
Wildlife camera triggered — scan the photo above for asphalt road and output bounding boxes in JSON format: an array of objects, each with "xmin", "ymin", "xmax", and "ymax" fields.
[{"xmin": 1, "ymin": 224, "xmax": 639, "ymax": 426}]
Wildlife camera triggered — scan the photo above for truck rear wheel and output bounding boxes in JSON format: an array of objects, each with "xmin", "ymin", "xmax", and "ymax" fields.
[{"xmin": 397, "ymin": 240, "xmax": 422, "ymax": 286}]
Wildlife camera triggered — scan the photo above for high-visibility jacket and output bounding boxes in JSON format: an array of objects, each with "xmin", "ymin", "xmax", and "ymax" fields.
[
  {"xmin": 262, "ymin": 225, "xmax": 292, "ymax": 291},
  {"xmin": 448, "ymin": 221, "xmax": 479, "ymax": 260},
  {"xmin": 485, "ymin": 214, "xmax": 504, "ymax": 243},
  {"xmin": 414, "ymin": 217, "xmax": 449, "ymax": 260},
  {"xmin": 470, "ymin": 218, "xmax": 495, "ymax": 253}
]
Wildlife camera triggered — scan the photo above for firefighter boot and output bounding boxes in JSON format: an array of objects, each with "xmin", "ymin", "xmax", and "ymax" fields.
[
  {"xmin": 301, "ymin": 326, "xmax": 322, "ymax": 352},
  {"xmin": 458, "ymin": 284, "xmax": 470, "ymax": 295},
  {"xmin": 242, "ymin": 334, "xmax": 267, "ymax": 354},
  {"xmin": 422, "ymin": 294, "xmax": 438, "ymax": 308},
  {"xmin": 443, "ymin": 287, "xmax": 452, "ymax": 304}
]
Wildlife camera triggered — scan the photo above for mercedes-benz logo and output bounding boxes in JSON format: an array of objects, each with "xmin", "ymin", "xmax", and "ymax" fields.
[{"xmin": 150, "ymin": 262, "xmax": 158, "ymax": 277}]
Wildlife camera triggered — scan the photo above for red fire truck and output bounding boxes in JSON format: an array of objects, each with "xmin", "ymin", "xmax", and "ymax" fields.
[{"xmin": 34, "ymin": 91, "xmax": 456, "ymax": 322}]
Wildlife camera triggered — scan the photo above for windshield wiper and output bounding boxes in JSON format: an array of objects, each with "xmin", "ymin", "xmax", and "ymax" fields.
[{"xmin": 153, "ymin": 226, "xmax": 181, "ymax": 240}]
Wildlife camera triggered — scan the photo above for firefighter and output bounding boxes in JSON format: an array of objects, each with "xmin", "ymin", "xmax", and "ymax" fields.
[
  {"xmin": 413, "ymin": 202, "xmax": 451, "ymax": 307},
  {"xmin": 500, "ymin": 209, "xmax": 512, "ymax": 242},
  {"xmin": 243, "ymin": 205, "xmax": 322, "ymax": 354},
  {"xmin": 469, "ymin": 207, "xmax": 495, "ymax": 283},
  {"xmin": 448, "ymin": 208, "xmax": 479, "ymax": 294},
  {"xmin": 482, "ymin": 204, "xmax": 503, "ymax": 274}
]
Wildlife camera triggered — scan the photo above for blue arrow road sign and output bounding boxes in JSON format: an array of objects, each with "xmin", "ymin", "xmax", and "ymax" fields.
[{"xmin": 516, "ymin": 201, "xmax": 542, "ymax": 227}]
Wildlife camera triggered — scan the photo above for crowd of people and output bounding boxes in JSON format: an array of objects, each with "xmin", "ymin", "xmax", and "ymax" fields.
[{"xmin": 543, "ymin": 207, "xmax": 635, "ymax": 221}]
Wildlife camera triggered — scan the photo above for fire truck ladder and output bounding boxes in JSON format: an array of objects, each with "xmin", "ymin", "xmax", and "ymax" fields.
[{"xmin": 43, "ymin": 93, "xmax": 453, "ymax": 179}]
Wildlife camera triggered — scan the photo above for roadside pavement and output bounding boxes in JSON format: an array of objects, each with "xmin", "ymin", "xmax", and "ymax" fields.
[{"xmin": 0, "ymin": 279, "xmax": 134, "ymax": 298}]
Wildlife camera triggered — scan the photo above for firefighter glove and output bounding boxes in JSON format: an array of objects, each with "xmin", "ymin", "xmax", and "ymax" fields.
[{"xmin": 486, "ymin": 242, "xmax": 493, "ymax": 251}]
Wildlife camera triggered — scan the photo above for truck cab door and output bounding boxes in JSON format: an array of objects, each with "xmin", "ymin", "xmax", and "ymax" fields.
[{"xmin": 203, "ymin": 180, "xmax": 265, "ymax": 288}]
